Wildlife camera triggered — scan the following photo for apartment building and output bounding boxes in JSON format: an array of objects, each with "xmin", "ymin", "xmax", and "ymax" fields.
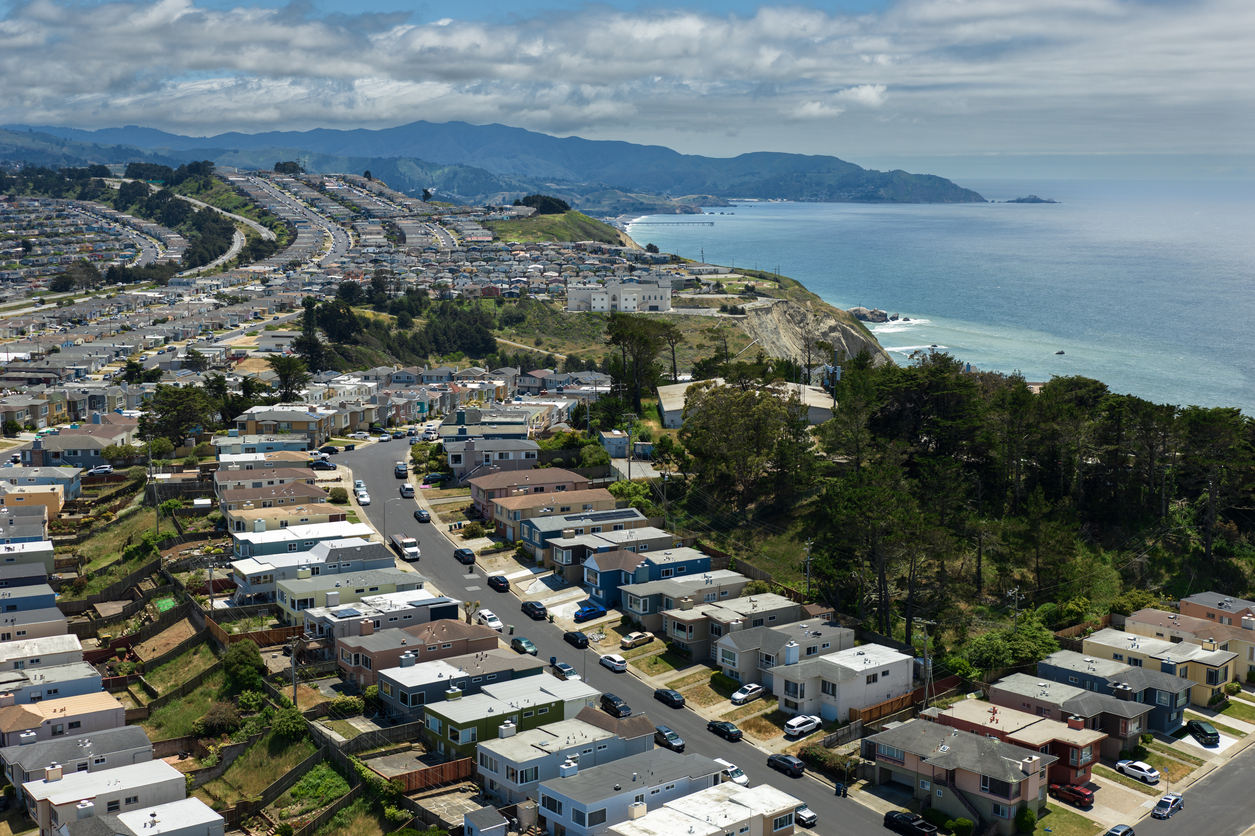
[
  {"xmin": 1, "ymin": 726, "xmax": 152, "ymax": 802},
  {"xmin": 376, "ymin": 649, "xmax": 546, "ymax": 719},
  {"xmin": 336, "ymin": 620, "xmax": 500, "ymax": 687},
  {"xmin": 608, "ymin": 783, "xmax": 805, "ymax": 836},
  {"xmin": 663, "ymin": 593, "xmax": 801, "ymax": 662},
  {"xmin": 1082, "ymin": 627, "xmax": 1237, "ymax": 707}
]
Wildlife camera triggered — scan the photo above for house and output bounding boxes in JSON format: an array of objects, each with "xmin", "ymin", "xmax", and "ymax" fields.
[
  {"xmin": 663, "ymin": 593, "xmax": 802, "ymax": 662},
  {"xmin": 565, "ymin": 278, "xmax": 672, "ymax": 314},
  {"xmin": 714, "ymin": 620, "xmax": 855, "ymax": 688},
  {"xmin": 214, "ymin": 468, "xmax": 317, "ymax": 499},
  {"xmin": 438, "ymin": 409, "xmax": 531, "ymax": 444},
  {"xmin": 476, "ymin": 713, "xmax": 655, "ymax": 805},
  {"xmin": 0, "ymin": 468, "xmax": 83, "ymax": 501},
  {"xmin": 22, "ymin": 759, "xmax": 185, "ymax": 836},
  {"xmin": 232, "ymin": 521, "xmax": 376, "ymax": 559},
  {"xmin": 598, "ymin": 430, "xmax": 630, "ymax": 459},
  {"xmin": 1036, "ymin": 649, "xmax": 1194, "ymax": 734},
  {"xmin": 376, "ymin": 649, "xmax": 547, "ymax": 718},
  {"xmin": 0, "ymin": 635, "xmax": 83, "ymax": 672},
  {"xmin": 256, "ymin": 330, "xmax": 300, "ymax": 352},
  {"xmin": 465, "ymin": 807, "xmax": 509, "ymax": 836},
  {"xmin": 445, "ymin": 439, "xmax": 541, "ymax": 483},
  {"xmin": 862, "ymin": 719, "xmax": 1054, "ymax": 836},
  {"xmin": 584, "ymin": 547, "xmax": 710, "ymax": 609},
  {"xmin": 0, "ymin": 505, "xmax": 50, "ymax": 543},
  {"xmin": 607, "ymin": 782, "xmax": 805, "ymax": 836},
  {"xmin": 468, "ymin": 468, "xmax": 591, "ymax": 520},
  {"xmin": 232, "ymin": 405, "xmax": 334, "ymax": 446},
  {"xmin": 0, "ymin": 692, "xmax": 126, "ymax": 746},
  {"xmin": 336, "ymin": 619, "xmax": 500, "ymax": 687},
  {"xmin": 274, "ymin": 567, "xmax": 425, "ymax": 625},
  {"xmin": 988, "ymin": 674, "xmax": 1151, "ymax": 760},
  {"xmin": 229, "ymin": 538, "xmax": 395, "ymax": 604},
  {"xmin": 1125, "ymin": 606, "xmax": 1255, "ymax": 683},
  {"xmin": 20, "ymin": 436, "xmax": 111, "ymax": 471},
  {"xmin": 0, "ymin": 485, "xmax": 64, "ymax": 519},
  {"xmin": 301, "ymin": 589, "xmax": 454, "ymax": 639},
  {"xmin": 0, "ymin": 563, "xmax": 50, "ymax": 589},
  {"xmin": 0, "ymin": 541, "xmax": 56, "ymax": 576},
  {"xmin": 59, "ymin": 797, "xmax": 224, "ymax": 836},
  {"xmin": 1178, "ymin": 591, "xmax": 1255, "ymax": 625},
  {"xmin": 764, "ymin": 642, "xmax": 914, "ymax": 721},
  {"xmin": 922, "ymin": 700, "xmax": 1106, "ymax": 787},
  {"xmin": 216, "ymin": 450, "xmax": 312, "ymax": 470},
  {"xmin": 491, "ymin": 489, "xmax": 617, "ymax": 543},
  {"xmin": 1082, "ymin": 627, "xmax": 1237, "ymax": 707},
  {"xmin": 0, "ymin": 607, "xmax": 71, "ymax": 642},
  {"xmin": 421, "ymin": 677, "xmax": 600, "ymax": 759},
  {"xmin": 0, "ymin": 662, "xmax": 102, "ymax": 705},
  {"xmin": 535, "ymin": 750, "xmax": 723, "ymax": 836},
  {"xmin": 0, "ymin": 726, "xmax": 153, "ymax": 803},
  {"xmin": 218, "ymin": 481, "xmax": 330, "ymax": 512},
  {"xmin": 0, "ymin": 583, "xmax": 58, "ymax": 613},
  {"xmin": 212, "ymin": 434, "xmax": 310, "ymax": 458},
  {"xmin": 522, "ymin": 512, "xmax": 659, "ymax": 566},
  {"xmin": 620, "ymin": 569, "xmax": 752, "ymax": 634},
  {"xmin": 223, "ymin": 502, "xmax": 346, "ymax": 534}
]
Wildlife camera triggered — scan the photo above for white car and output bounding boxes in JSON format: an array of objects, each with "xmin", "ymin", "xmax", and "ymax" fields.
[
  {"xmin": 477, "ymin": 610, "xmax": 503, "ymax": 632},
  {"xmin": 350, "ymin": 431, "xmax": 371, "ymax": 440},
  {"xmin": 354, "ymin": 480, "xmax": 366, "ymax": 490},
  {"xmin": 730, "ymin": 683, "xmax": 765, "ymax": 705},
  {"xmin": 783, "ymin": 715, "xmax": 822, "ymax": 737},
  {"xmin": 376, "ymin": 433, "xmax": 391, "ymax": 442},
  {"xmin": 599, "ymin": 654, "xmax": 628, "ymax": 672},
  {"xmin": 1116, "ymin": 760, "xmax": 1160, "ymax": 784},
  {"xmin": 356, "ymin": 492, "xmax": 371, "ymax": 506}
]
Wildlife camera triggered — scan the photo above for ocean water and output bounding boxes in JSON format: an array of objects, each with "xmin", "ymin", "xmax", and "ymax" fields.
[{"xmin": 626, "ymin": 180, "xmax": 1255, "ymax": 413}]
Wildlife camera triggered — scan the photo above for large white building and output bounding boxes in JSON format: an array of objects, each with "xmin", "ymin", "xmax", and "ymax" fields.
[
  {"xmin": 566, "ymin": 279, "xmax": 671, "ymax": 313},
  {"xmin": 765, "ymin": 642, "xmax": 915, "ymax": 722}
]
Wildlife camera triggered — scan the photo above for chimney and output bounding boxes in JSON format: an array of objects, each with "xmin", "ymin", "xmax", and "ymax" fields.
[
  {"xmin": 297, "ymin": 568, "xmax": 311, "ymax": 579},
  {"xmin": 729, "ymin": 620, "xmax": 744, "ymax": 633},
  {"xmin": 1021, "ymin": 755, "xmax": 1040, "ymax": 776},
  {"xmin": 558, "ymin": 759, "xmax": 578, "ymax": 778},
  {"xmin": 784, "ymin": 640, "xmax": 800, "ymax": 666},
  {"xmin": 679, "ymin": 597, "xmax": 693, "ymax": 611},
  {"xmin": 1242, "ymin": 616, "xmax": 1255, "ymax": 631},
  {"xmin": 445, "ymin": 687, "xmax": 462, "ymax": 701},
  {"xmin": 326, "ymin": 591, "xmax": 340, "ymax": 607},
  {"xmin": 399, "ymin": 652, "xmax": 416, "ymax": 667},
  {"xmin": 76, "ymin": 800, "xmax": 94, "ymax": 819},
  {"xmin": 1202, "ymin": 639, "xmax": 1217, "ymax": 652},
  {"xmin": 0, "ymin": 693, "xmax": 14, "ymax": 707},
  {"xmin": 1067, "ymin": 716, "xmax": 1085, "ymax": 730},
  {"xmin": 45, "ymin": 764, "xmax": 62, "ymax": 782},
  {"xmin": 1112, "ymin": 683, "xmax": 1133, "ymax": 701},
  {"xmin": 456, "ymin": 410, "xmax": 466, "ymax": 425},
  {"xmin": 627, "ymin": 802, "xmax": 647, "ymax": 820},
  {"xmin": 359, "ymin": 619, "xmax": 373, "ymax": 636},
  {"xmin": 243, "ymin": 501, "xmax": 254, "ymax": 510},
  {"xmin": 253, "ymin": 518, "xmax": 266, "ymax": 532},
  {"xmin": 498, "ymin": 721, "xmax": 517, "ymax": 739}
]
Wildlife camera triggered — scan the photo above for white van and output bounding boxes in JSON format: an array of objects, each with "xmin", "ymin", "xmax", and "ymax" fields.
[{"xmin": 714, "ymin": 758, "xmax": 748, "ymax": 786}]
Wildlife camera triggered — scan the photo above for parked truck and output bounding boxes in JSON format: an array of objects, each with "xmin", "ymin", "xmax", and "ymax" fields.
[{"xmin": 389, "ymin": 533, "xmax": 421, "ymax": 561}]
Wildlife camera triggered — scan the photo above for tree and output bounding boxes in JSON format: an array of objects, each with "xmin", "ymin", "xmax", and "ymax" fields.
[
  {"xmin": 272, "ymin": 706, "xmax": 307, "ymax": 739},
  {"xmin": 514, "ymin": 194, "xmax": 570, "ymax": 215},
  {"xmin": 395, "ymin": 311, "xmax": 414, "ymax": 330},
  {"xmin": 461, "ymin": 600, "xmax": 481, "ymax": 624},
  {"xmin": 336, "ymin": 281, "xmax": 363, "ymax": 306},
  {"xmin": 659, "ymin": 321, "xmax": 684, "ymax": 383},
  {"xmin": 606, "ymin": 313, "xmax": 666, "ymax": 414},
  {"xmin": 364, "ymin": 170, "xmax": 373, "ymax": 181},
  {"xmin": 267, "ymin": 355, "xmax": 311, "ymax": 402},
  {"xmin": 145, "ymin": 436, "xmax": 175, "ymax": 457},
  {"xmin": 222, "ymin": 640, "xmax": 264, "ymax": 694},
  {"xmin": 274, "ymin": 161, "xmax": 304, "ymax": 175},
  {"xmin": 319, "ymin": 298, "xmax": 360, "ymax": 342},
  {"xmin": 120, "ymin": 359, "xmax": 147, "ymax": 383},
  {"xmin": 645, "ymin": 243, "xmax": 660, "ymax": 254},
  {"xmin": 138, "ymin": 386, "xmax": 213, "ymax": 447},
  {"xmin": 181, "ymin": 348, "xmax": 209, "ymax": 373},
  {"xmin": 2, "ymin": 420, "xmax": 20, "ymax": 437},
  {"xmin": 421, "ymin": 188, "xmax": 433, "ymax": 202}
]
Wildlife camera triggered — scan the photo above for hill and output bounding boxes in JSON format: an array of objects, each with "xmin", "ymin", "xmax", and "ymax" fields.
[
  {"xmin": 10, "ymin": 120, "xmax": 986, "ymax": 205},
  {"xmin": 483, "ymin": 211, "xmax": 633, "ymax": 247}
]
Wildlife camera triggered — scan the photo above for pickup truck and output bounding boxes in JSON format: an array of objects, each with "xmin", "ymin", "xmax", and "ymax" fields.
[
  {"xmin": 389, "ymin": 534, "xmax": 420, "ymax": 561},
  {"xmin": 883, "ymin": 812, "xmax": 939, "ymax": 836}
]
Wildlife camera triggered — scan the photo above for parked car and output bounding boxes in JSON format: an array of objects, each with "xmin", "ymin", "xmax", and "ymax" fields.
[
  {"xmin": 564, "ymin": 631, "xmax": 589, "ymax": 649},
  {"xmin": 356, "ymin": 492, "xmax": 371, "ymax": 505},
  {"xmin": 574, "ymin": 603, "xmax": 608, "ymax": 623},
  {"xmin": 1187, "ymin": 719, "xmax": 1219, "ymax": 746},
  {"xmin": 511, "ymin": 637, "xmax": 537, "ymax": 656},
  {"xmin": 453, "ymin": 548, "xmax": 475, "ymax": 565},
  {"xmin": 1151, "ymin": 793, "xmax": 1183, "ymax": 820},
  {"xmin": 88, "ymin": 464, "xmax": 113, "ymax": 475},
  {"xmin": 394, "ymin": 461, "xmax": 408, "ymax": 477},
  {"xmin": 784, "ymin": 715, "xmax": 822, "ymax": 737},
  {"xmin": 487, "ymin": 575, "xmax": 510, "ymax": 592},
  {"xmin": 1049, "ymin": 784, "xmax": 1094, "ymax": 807},
  {"xmin": 476, "ymin": 610, "xmax": 503, "ymax": 632},
  {"xmin": 715, "ymin": 758, "xmax": 748, "ymax": 786},
  {"xmin": 600, "ymin": 693, "xmax": 632, "ymax": 718},
  {"xmin": 319, "ymin": 445, "xmax": 339, "ymax": 455},
  {"xmin": 1116, "ymin": 760, "xmax": 1160, "ymax": 784},
  {"xmin": 794, "ymin": 805, "xmax": 817, "ymax": 828},
  {"xmin": 767, "ymin": 754, "xmax": 805, "ymax": 777},
  {"xmin": 1104, "ymin": 827, "xmax": 1135, "ymax": 836},
  {"xmin": 376, "ymin": 433, "xmax": 391, "ymax": 443},
  {"xmin": 654, "ymin": 725, "xmax": 685, "ymax": 752},
  {"xmin": 521, "ymin": 600, "xmax": 547, "ymax": 620},
  {"xmin": 620, "ymin": 631, "xmax": 654, "ymax": 650},
  {"xmin": 350, "ymin": 431, "xmax": 371, "ymax": 440},
  {"xmin": 391, "ymin": 431, "xmax": 406, "ymax": 439},
  {"xmin": 414, "ymin": 508, "xmax": 431, "ymax": 522},
  {"xmin": 883, "ymin": 811, "xmax": 939, "ymax": 836},
  {"xmin": 553, "ymin": 662, "xmax": 580, "ymax": 681},
  {"xmin": 707, "ymin": 720, "xmax": 743, "ymax": 742},
  {"xmin": 422, "ymin": 472, "xmax": 450, "ymax": 485},
  {"xmin": 400, "ymin": 483, "xmax": 415, "ymax": 497},
  {"xmin": 599, "ymin": 654, "xmax": 627, "ymax": 672},
  {"xmin": 730, "ymin": 683, "xmax": 765, "ymax": 705},
  {"xmin": 354, "ymin": 479, "xmax": 366, "ymax": 490},
  {"xmin": 310, "ymin": 460, "xmax": 336, "ymax": 470},
  {"xmin": 654, "ymin": 688, "xmax": 685, "ymax": 708}
]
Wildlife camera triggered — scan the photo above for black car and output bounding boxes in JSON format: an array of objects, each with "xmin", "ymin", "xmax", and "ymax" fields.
[
  {"xmin": 318, "ymin": 445, "xmax": 339, "ymax": 455},
  {"xmin": 1186, "ymin": 719, "xmax": 1219, "ymax": 746},
  {"xmin": 521, "ymin": 600, "xmax": 548, "ymax": 620},
  {"xmin": 487, "ymin": 575, "xmax": 510, "ymax": 592},
  {"xmin": 767, "ymin": 754, "xmax": 805, "ymax": 777},
  {"xmin": 564, "ymin": 631, "xmax": 589, "ymax": 649},
  {"xmin": 654, "ymin": 725, "xmax": 685, "ymax": 752},
  {"xmin": 707, "ymin": 720, "xmax": 743, "ymax": 742},
  {"xmin": 654, "ymin": 688, "xmax": 686, "ymax": 708},
  {"xmin": 414, "ymin": 509, "xmax": 431, "ymax": 522},
  {"xmin": 392, "ymin": 430, "xmax": 406, "ymax": 439},
  {"xmin": 309, "ymin": 460, "xmax": 337, "ymax": 471},
  {"xmin": 600, "ymin": 693, "xmax": 632, "ymax": 718},
  {"xmin": 453, "ymin": 548, "xmax": 476, "ymax": 565},
  {"xmin": 884, "ymin": 812, "xmax": 939, "ymax": 836},
  {"xmin": 422, "ymin": 472, "xmax": 450, "ymax": 485}
]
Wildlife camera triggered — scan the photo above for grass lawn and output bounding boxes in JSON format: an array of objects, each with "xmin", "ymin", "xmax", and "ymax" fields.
[
  {"xmin": 723, "ymin": 696, "xmax": 779, "ymax": 721},
  {"xmin": 79, "ymin": 505, "xmax": 154, "ymax": 569},
  {"xmin": 1092, "ymin": 765, "xmax": 1159, "ymax": 795},
  {"xmin": 740, "ymin": 710, "xmax": 789, "ymax": 740},
  {"xmin": 271, "ymin": 762, "xmax": 351, "ymax": 818},
  {"xmin": 1145, "ymin": 740, "xmax": 1204, "ymax": 766},
  {"xmin": 143, "ymin": 645, "xmax": 217, "ymax": 694},
  {"xmin": 622, "ymin": 641, "xmax": 664, "ymax": 659},
  {"xmin": 630, "ymin": 651, "xmax": 688, "ymax": 678},
  {"xmin": 682, "ymin": 684, "xmax": 728, "ymax": 708},
  {"xmin": 1142, "ymin": 752, "xmax": 1197, "ymax": 784},
  {"xmin": 142, "ymin": 669, "xmax": 225, "ymax": 739},
  {"xmin": 195, "ymin": 731, "xmax": 318, "ymax": 809},
  {"xmin": 667, "ymin": 669, "xmax": 715, "ymax": 691},
  {"xmin": 1034, "ymin": 804, "xmax": 1102, "ymax": 836},
  {"xmin": 0, "ymin": 806, "xmax": 36, "ymax": 836},
  {"xmin": 1213, "ymin": 698, "xmax": 1255, "ymax": 725},
  {"xmin": 313, "ymin": 797, "xmax": 388, "ymax": 836},
  {"xmin": 322, "ymin": 719, "xmax": 362, "ymax": 740}
]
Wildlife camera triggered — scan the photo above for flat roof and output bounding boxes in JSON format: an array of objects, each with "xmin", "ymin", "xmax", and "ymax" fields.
[
  {"xmin": 233, "ymin": 521, "xmax": 374, "ymax": 545},
  {"xmin": 379, "ymin": 649, "xmax": 540, "ymax": 687},
  {"xmin": 477, "ymin": 718, "xmax": 616, "ymax": 761},
  {"xmin": 23, "ymin": 759, "xmax": 182, "ymax": 805},
  {"xmin": 0, "ymin": 634, "xmax": 81, "ymax": 663},
  {"xmin": 115, "ymin": 797, "xmax": 222, "ymax": 833}
]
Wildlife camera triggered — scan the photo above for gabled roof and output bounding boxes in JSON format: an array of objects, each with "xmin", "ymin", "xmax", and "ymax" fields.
[{"xmin": 867, "ymin": 719, "xmax": 1057, "ymax": 783}]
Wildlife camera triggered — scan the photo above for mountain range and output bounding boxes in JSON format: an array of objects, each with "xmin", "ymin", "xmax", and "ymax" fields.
[{"xmin": 2, "ymin": 120, "xmax": 986, "ymax": 211}]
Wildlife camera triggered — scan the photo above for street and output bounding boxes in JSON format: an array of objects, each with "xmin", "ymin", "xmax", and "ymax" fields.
[{"xmin": 338, "ymin": 438, "xmax": 884, "ymax": 835}]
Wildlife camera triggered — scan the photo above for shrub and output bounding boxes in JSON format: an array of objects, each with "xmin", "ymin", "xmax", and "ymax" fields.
[
  {"xmin": 222, "ymin": 640, "xmax": 265, "ymax": 694},
  {"xmin": 384, "ymin": 805, "xmax": 410, "ymax": 826},
  {"xmin": 238, "ymin": 690, "xmax": 266, "ymax": 713},
  {"xmin": 1225, "ymin": 681, "xmax": 1241, "ymax": 696},
  {"xmin": 461, "ymin": 522, "xmax": 485, "ymax": 539},
  {"xmin": 193, "ymin": 702, "xmax": 241, "ymax": 737},
  {"xmin": 920, "ymin": 810, "xmax": 950, "ymax": 828},
  {"xmin": 127, "ymin": 466, "xmax": 146, "ymax": 482},
  {"xmin": 1140, "ymin": 732, "xmax": 1154, "ymax": 745},
  {"xmin": 1118, "ymin": 745, "xmax": 1149, "ymax": 761},
  {"xmin": 182, "ymin": 455, "xmax": 199, "ymax": 468},
  {"xmin": 1208, "ymin": 692, "xmax": 1228, "ymax": 706},
  {"xmin": 275, "ymin": 825, "xmax": 294, "ymax": 836},
  {"xmin": 194, "ymin": 442, "xmax": 214, "ymax": 457},
  {"xmin": 364, "ymin": 685, "xmax": 379, "ymax": 702},
  {"xmin": 273, "ymin": 707, "xmax": 307, "ymax": 739},
  {"xmin": 1015, "ymin": 806, "xmax": 1036, "ymax": 833},
  {"xmin": 329, "ymin": 487, "xmax": 349, "ymax": 504},
  {"xmin": 711, "ymin": 672, "xmax": 739, "ymax": 693},
  {"xmin": 329, "ymin": 695, "xmax": 365, "ymax": 716},
  {"xmin": 951, "ymin": 819, "xmax": 974, "ymax": 836},
  {"xmin": 1248, "ymin": 669, "xmax": 1255, "ymax": 684}
]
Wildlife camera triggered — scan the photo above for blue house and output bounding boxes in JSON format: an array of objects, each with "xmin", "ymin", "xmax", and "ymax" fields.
[
  {"xmin": 0, "ymin": 467, "xmax": 83, "ymax": 501},
  {"xmin": 0, "ymin": 583, "xmax": 57, "ymax": 612},
  {"xmin": 519, "ymin": 508, "xmax": 649, "ymax": 564},
  {"xmin": 213, "ymin": 433, "xmax": 310, "ymax": 458},
  {"xmin": 1037, "ymin": 649, "xmax": 1195, "ymax": 734},
  {"xmin": 581, "ymin": 539, "xmax": 710, "ymax": 608},
  {"xmin": 232, "ymin": 521, "xmax": 376, "ymax": 559}
]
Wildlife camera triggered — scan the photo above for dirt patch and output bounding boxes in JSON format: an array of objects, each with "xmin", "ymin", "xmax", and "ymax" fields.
[{"xmin": 134, "ymin": 617, "xmax": 196, "ymax": 661}]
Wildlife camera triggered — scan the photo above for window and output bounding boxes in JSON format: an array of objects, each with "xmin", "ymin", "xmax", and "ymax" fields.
[
  {"xmin": 866, "ymin": 673, "xmax": 879, "ymax": 684},
  {"xmin": 479, "ymin": 753, "xmax": 499, "ymax": 772},
  {"xmin": 51, "ymin": 723, "xmax": 63, "ymax": 736},
  {"xmin": 597, "ymin": 743, "xmax": 608, "ymax": 751},
  {"xmin": 822, "ymin": 680, "xmax": 837, "ymax": 696},
  {"xmin": 1129, "ymin": 657, "xmax": 1143, "ymax": 668},
  {"xmin": 107, "ymin": 801, "xmax": 120, "ymax": 813},
  {"xmin": 68, "ymin": 721, "xmax": 80, "ymax": 730},
  {"xmin": 571, "ymin": 810, "xmax": 585, "ymax": 826},
  {"xmin": 806, "ymin": 645, "xmax": 818, "ymax": 657},
  {"xmin": 773, "ymin": 814, "xmax": 793, "ymax": 832},
  {"xmin": 588, "ymin": 810, "xmax": 607, "ymax": 826},
  {"xmin": 876, "ymin": 743, "xmax": 905, "ymax": 761},
  {"xmin": 721, "ymin": 648, "xmax": 737, "ymax": 666},
  {"xmin": 125, "ymin": 796, "xmax": 137, "ymax": 805},
  {"xmin": 520, "ymin": 767, "xmax": 538, "ymax": 783},
  {"xmin": 538, "ymin": 707, "xmax": 548, "ymax": 714},
  {"xmin": 541, "ymin": 795, "xmax": 562, "ymax": 814},
  {"xmin": 991, "ymin": 803, "xmax": 1015, "ymax": 819},
  {"xmin": 920, "ymin": 780, "xmax": 931, "ymax": 791},
  {"xmin": 1112, "ymin": 653, "xmax": 1124, "ymax": 661},
  {"xmin": 1068, "ymin": 675, "xmax": 1079, "ymax": 683},
  {"xmin": 1156, "ymin": 690, "xmax": 1171, "ymax": 706},
  {"xmin": 523, "ymin": 710, "xmax": 534, "ymax": 718},
  {"xmin": 93, "ymin": 757, "xmax": 106, "ymax": 766}
]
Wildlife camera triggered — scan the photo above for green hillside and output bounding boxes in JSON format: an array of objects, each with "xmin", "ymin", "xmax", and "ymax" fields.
[{"xmin": 483, "ymin": 211, "xmax": 631, "ymax": 246}]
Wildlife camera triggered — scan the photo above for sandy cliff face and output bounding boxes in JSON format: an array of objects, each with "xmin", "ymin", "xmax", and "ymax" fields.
[{"xmin": 736, "ymin": 300, "xmax": 892, "ymax": 367}]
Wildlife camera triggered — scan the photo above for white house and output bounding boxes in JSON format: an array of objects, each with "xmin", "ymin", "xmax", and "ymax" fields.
[
  {"xmin": 566, "ymin": 279, "xmax": 671, "ymax": 314},
  {"xmin": 23, "ymin": 760, "xmax": 186, "ymax": 836},
  {"xmin": 765, "ymin": 642, "xmax": 914, "ymax": 722}
]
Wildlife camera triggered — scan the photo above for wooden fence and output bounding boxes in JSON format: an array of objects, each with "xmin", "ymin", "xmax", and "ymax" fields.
[
  {"xmin": 292, "ymin": 784, "xmax": 365, "ymax": 836},
  {"xmin": 67, "ymin": 584, "xmax": 179, "ymax": 639},
  {"xmin": 57, "ymin": 558, "xmax": 163, "ymax": 615},
  {"xmin": 219, "ymin": 745, "xmax": 332, "ymax": 829},
  {"xmin": 912, "ymin": 674, "xmax": 963, "ymax": 705},
  {"xmin": 82, "ymin": 598, "xmax": 194, "ymax": 664},
  {"xmin": 377, "ymin": 757, "xmax": 475, "ymax": 794},
  {"xmin": 207, "ymin": 617, "xmax": 302, "ymax": 648},
  {"xmin": 124, "ymin": 661, "xmax": 224, "ymax": 723},
  {"xmin": 188, "ymin": 730, "xmax": 265, "ymax": 789},
  {"xmin": 850, "ymin": 692, "xmax": 915, "ymax": 724},
  {"xmin": 817, "ymin": 719, "xmax": 863, "ymax": 749},
  {"xmin": 1055, "ymin": 613, "xmax": 1113, "ymax": 639}
]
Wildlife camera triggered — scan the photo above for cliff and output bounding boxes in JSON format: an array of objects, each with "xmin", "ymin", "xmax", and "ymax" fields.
[{"xmin": 735, "ymin": 299, "xmax": 891, "ymax": 368}]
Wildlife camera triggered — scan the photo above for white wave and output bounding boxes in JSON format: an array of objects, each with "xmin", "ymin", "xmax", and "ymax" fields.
[
  {"xmin": 886, "ymin": 344, "xmax": 948, "ymax": 354},
  {"xmin": 871, "ymin": 318, "xmax": 931, "ymax": 334}
]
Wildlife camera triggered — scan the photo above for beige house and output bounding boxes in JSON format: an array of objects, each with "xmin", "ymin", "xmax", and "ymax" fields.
[
  {"xmin": 0, "ymin": 692, "xmax": 126, "ymax": 747},
  {"xmin": 23, "ymin": 759, "xmax": 185, "ymax": 836},
  {"xmin": 491, "ymin": 488, "xmax": 617, "ymax": 542},
  {"xmin": 467, "ymin": 468, "xmax": 590, "ymax": 519},
  {"xmin": 1125, "ymin": 607, "xmax": 1255, "ymax": 683},
  {"xmin": 0, "ymin": 485, "xmax": 64, "ymax": 519},
  {"xmin": 224, "ymin": 502, "xmax": 346, "ymax": 534},
  {"xmin": 336, "ymin": 620, "xmax": 500, "ymax": 687},
  {"xmin": 661, "ymin": 592, "xmax": 802, "ymax": 661}
]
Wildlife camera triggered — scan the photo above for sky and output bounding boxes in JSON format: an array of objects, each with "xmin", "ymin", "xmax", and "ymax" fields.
[{"xmin": 1, "ymin": 0, "xmax": 1252, "ymax": 178}]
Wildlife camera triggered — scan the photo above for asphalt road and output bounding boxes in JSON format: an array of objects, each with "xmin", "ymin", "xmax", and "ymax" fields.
[
  {"xmin": 247, "ymin": 177, "xmax": 352, "ymax": 265},
  {"xmin": 1132, "ymin": 741, "xmax": 1255, "ymax": 836},
  {"xmin": 339, "ymin": 439, "xmax": 883, "ymax": 835}
]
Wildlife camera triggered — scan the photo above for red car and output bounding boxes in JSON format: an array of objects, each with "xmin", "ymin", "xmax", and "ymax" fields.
[{"xmin": 1049, "ymin": 784, "xmax": 1094, "ymax": 807}]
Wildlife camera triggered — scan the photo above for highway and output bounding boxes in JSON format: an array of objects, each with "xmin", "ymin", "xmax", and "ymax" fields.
[
  {"xmin": 339, "ymin": 439, "xmax": 883, "ymax": 836},
  {"xmin": 246, "ymin": 176, "xmax": 352, "ymax": 265}
]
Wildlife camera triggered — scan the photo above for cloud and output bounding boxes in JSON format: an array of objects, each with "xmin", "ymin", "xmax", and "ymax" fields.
[{"xmin": 0, "ymin": 0, "xmax": 1251, "ymax": 160}]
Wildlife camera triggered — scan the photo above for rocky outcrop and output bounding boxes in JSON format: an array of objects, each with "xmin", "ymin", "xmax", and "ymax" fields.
[
  {"xmin": 736, "ymin": 300, "xmax": 891, "ymax": 368},
  {"xmin": 847, "ymin": 307, "xmax": 889, "ymax": 323}
]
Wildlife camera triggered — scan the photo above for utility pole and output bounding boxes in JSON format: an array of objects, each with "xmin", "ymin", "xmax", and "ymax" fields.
[
  {"xmin": 917, "ymin": 619, "xmax": 937, "ymax": 709},
  {"xmin": 1008, "ymin": 587, "xmax": 1026, "ymax": 630},
  {"xmin": 803, "ymin": 541, "xmax": 813, "ymax": 600},
  {"xmin": 146, "ymin": 436, "xmax": 158, "ymax": 538}
]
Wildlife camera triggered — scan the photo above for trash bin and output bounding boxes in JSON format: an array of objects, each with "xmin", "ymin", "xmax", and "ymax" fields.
[
  {"xmin": 550, "ymin": 656, "xmax": 557, "ymax": 667},
  {"xmin": 834, "ymin": 782, "xmax": 845, "ymax": 797},
  {"xmin": 508, "ymin": 625, "xmax": 515, "ymax": 635}
]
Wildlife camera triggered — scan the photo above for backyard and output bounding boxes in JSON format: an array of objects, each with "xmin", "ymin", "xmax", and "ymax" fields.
[
  {"xmin": 194, "ymin": 731, "xmax": 319, "ymax": 809},
  {"xmin": 142, "ymin": 668, "xmax": 226, "ymax": 739},
  {"xmin": 270, "ymin": 762, "xmax": 351, "ymax": 819},
  {"xmin": 311, "ymin": 797, "xmax": 389, "ymax": 836},
  {"xmin": 142, "ymin": 643, "xmax": 217, "ymax": 694},
  {"xmin": 135, "ymin": 617, "xmax": 199, "ymax": 662}
]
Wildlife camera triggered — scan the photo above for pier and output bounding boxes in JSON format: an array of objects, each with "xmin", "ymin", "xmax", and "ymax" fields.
[{"xmin": 629, "ymin": 221, "xmax": 715, "ymax": 226}]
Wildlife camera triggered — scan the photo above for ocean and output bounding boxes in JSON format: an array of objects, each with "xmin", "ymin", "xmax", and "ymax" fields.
[{"xmin": 626, "ymin": 180, "xmax": 1255, "ymax": 413}]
